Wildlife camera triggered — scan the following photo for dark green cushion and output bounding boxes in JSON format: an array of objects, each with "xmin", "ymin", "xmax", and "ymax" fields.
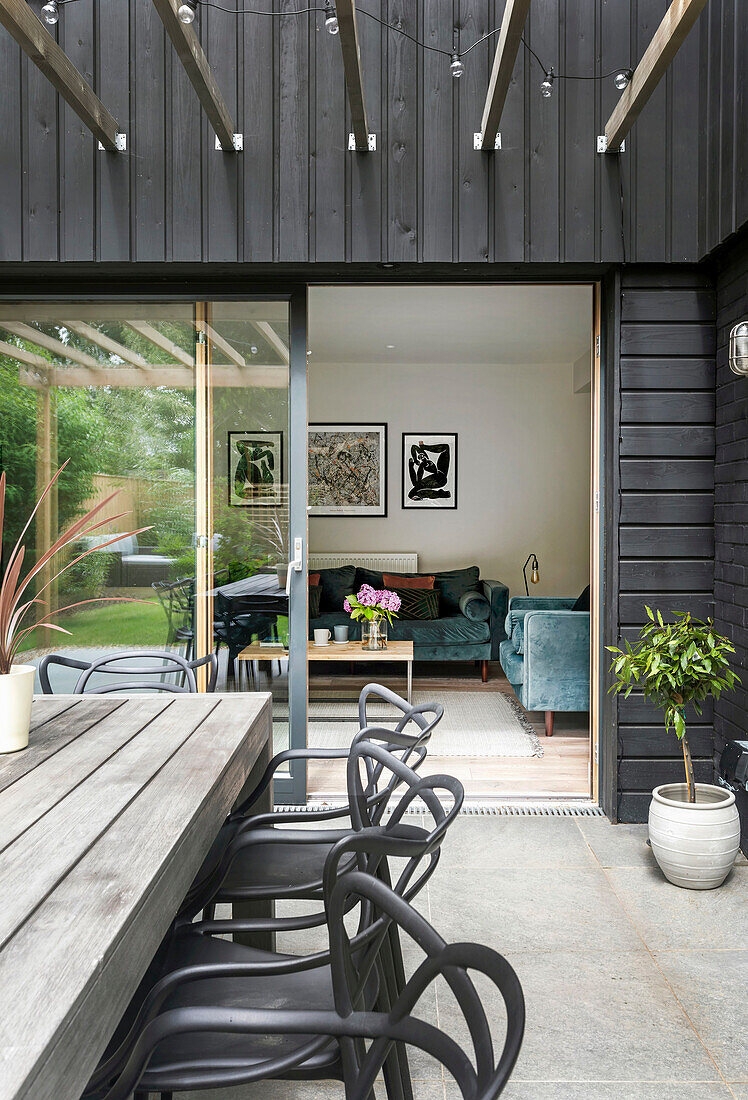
[
  {"xmin": 391, "ymin": 586, "xmax": 440, "ymax": 620},
  {"xmin": 308, "ymin": 584, "xmax": 322, "ymax": 618},
  {"xmin": 433, "ymin": 566, "xmax": 481, "ymax": 614},
  {"xmin": 458, "ymin": 590, "xmax": 490, "ymax": 621},
  {"xmin": 318, "ymin": 566, "xmax": 356, "ymax": 612}
]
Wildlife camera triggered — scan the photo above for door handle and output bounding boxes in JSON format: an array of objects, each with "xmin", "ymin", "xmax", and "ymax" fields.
[{"xmin": 285, "ymin": 537, "xmax": 304, "ymax": 596}]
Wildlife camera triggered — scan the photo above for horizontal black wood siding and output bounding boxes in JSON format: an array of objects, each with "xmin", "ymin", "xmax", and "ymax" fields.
[
  {"xmin": 0, "ymin": 0, "xmax": 707, "ymax": 265},
  {"xmin": 712, "ymin": 228, "xmax": 748, "ymax": 852},
  {"xmin": 615, "ymin": 271, "xmax": 716, "ymax": 823}
]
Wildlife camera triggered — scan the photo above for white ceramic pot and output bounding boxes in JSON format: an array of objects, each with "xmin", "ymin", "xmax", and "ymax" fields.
[
  {"xmin": 275, "ymin": 563, "xmax": 288, "ymax": 588},
  {"xmin": 649, "ymin": 782, "xmax": 740, "ymax": 890},
  {"xmin": 0, "ymin": 664, "xmax": 36, "ymax": 754}
]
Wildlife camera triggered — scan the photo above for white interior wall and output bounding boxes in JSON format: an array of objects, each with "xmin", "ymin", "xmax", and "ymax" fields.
[{"xmin": 308, "ymin": 360, "xmax": 591, "ymax": 598}]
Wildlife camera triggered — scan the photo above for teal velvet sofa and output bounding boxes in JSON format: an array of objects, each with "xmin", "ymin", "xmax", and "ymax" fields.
[
  {"xmin": 309, "ymin": 564, "xmax": 509, "ymax": 680},
  {"xmin": 498, "ymin": 596, "xmax": 590, "ymax": 735}
]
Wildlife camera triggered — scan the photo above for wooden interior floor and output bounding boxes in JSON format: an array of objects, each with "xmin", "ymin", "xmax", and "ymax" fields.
[{"xmin": 305, "ymin": 660, "xmax": 591, "ymax": 802}]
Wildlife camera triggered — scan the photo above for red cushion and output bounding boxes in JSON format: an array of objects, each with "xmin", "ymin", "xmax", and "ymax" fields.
[
  {"xmin": 383, "ymin": 573, "xmax": 435, "ymax": 590},
  {"xmin": 309, "ymin": 572, "xmax": 320, "ymax": 586}
]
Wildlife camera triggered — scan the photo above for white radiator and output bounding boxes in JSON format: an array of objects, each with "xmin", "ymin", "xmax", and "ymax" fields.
[{"xmin": 308, "ymin": 552, "xmax": 418, "ymax": 573}]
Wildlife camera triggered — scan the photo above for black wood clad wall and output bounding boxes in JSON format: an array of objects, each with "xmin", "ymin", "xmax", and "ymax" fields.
[
  {"xmin": 713, "ymin": 228, "xmax": 748, "ymax": 849},
  {"xmin": 0, "ymin": 0, "xmax": 706, "ymax": 265},
  {"xmin": 616, "ymin": 269, "xmax": 717, "ymax": 822}
]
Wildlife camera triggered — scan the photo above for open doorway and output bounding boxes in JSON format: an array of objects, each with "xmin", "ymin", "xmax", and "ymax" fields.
[{"xmin": 306, "ymin": 283, "xmax": 596, "ymax": 801}]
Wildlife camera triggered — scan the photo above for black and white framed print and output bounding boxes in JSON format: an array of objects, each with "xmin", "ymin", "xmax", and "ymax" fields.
[
  {"xmin": 228, "ymin": 431, "xmax": 284, "ymax": 506},
  {"xmin": 402, "ymin": 433, "xmax": 458, "ymax": 509},
  {"xmin": 308, "ymin": 423, "xmax": 387, "ymax": 516}
]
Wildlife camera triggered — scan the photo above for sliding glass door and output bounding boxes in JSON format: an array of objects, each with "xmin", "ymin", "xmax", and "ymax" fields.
[{"xmin": 0, "ymin": 290, "xmax": 309, "ymax": 804}]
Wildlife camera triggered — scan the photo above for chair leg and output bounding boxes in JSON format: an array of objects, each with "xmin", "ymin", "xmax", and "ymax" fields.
[
  {"xmin": 545, "ymin": 710, "xmax": 554, "ymax": 737},
  {"xmin": 481, "ymin": 659, "xmax": 488, "ymax": 683}
]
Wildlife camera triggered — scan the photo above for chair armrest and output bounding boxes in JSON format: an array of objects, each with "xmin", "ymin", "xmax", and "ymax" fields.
[
  {"xmin": 523, "ymin": 611, "xmax": 590, "ymax": 713},
  {"xmin": 481, "ymin": 579, "xmax": 509, "ymax": 659},
  {"xmin": 505, "ymin": 597, "xmax": 578, "ymax": 646}
]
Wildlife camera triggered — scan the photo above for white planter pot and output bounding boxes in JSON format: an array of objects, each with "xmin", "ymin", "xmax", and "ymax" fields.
[
  {"xmin": 275, "ymin": 563, "xmax": 288, "ymax": 588},
  {"xmin": 649, "ymin": 782, "xmax": 740, "ymax": 890},
  {"xmin": 0, "ymin": 664, "xmax": 36, "ymax": 754}
]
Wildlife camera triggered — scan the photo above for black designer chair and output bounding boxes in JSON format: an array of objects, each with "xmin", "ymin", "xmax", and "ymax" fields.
[
  {"xmin": 86, "ymin": 863, "xmax": 524, "ymax": 1100},
  {"xmin": 188, "ymin": 684, "xmax": 444, "ymax": 925},
  {"xmin": 38, "ymin": 650, "xmax": 219, "ymax": 694}
]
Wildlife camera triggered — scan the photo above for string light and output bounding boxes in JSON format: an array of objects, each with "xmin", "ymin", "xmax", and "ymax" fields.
[
  {"xmin": 324, "ymin": 0, "xmax": 338, "ymax": 35},
  {"xmin": 540, "ymin": 69, "xmax": 554, "ymax": 98},
  {"xmin": 41, "ymin": 1, "xmax": 59, "ymax": 25},
  {"xmin": 177, "ymin": 1, "xmax": 197, "ymax": 23},
  {"xmin": 614, "ymin": 68, "xmax": 633, "ymax": 90},
  {"xmin": 449, "ymin": 53, "xmax": 464, "ymax": 79}
]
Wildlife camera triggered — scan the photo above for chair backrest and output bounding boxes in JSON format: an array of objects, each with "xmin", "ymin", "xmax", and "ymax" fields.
[
  {"xmin": 327, "ymin": 870, "xmax": 525, "ymax": 1100},
  {"xmin": 38, "ymin": 650, "xmax": 218, "ymax": 694}
]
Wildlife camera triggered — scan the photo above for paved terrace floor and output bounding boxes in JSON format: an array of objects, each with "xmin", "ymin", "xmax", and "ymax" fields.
[{"xmin": 175, "ymin": 816, "xmax": 748, "ymax": 1100}]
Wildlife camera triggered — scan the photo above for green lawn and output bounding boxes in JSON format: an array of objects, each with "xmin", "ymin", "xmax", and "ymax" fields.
[{"xmin": 19, "ymin": 600, "xmax": 168, "ymax": 652}]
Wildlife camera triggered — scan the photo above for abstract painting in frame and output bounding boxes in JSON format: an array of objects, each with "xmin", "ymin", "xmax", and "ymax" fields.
[
  {"xmin": 228, "ymin": 430, "xmax": 283, "ymax": 506},
  {"xmin": 308, "ymin": 423, "xmax": 387, "ymax": 516},
  {"xmin": 402, "ymin": 433, "xmax": 458, "ymax": 509}
]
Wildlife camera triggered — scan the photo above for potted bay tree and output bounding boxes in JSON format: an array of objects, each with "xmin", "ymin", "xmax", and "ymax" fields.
[{"xmin": 608, "ymin": 608, "xmax": 741, "ymax": 890}]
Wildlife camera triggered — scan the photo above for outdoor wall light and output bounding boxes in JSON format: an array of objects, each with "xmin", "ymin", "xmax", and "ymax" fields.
[
  {"xmin": 450, "ymin": 53, "xmax": 465, "ymax": 79},
  {"xmin": 177, "ymin": 1, "xmax": 197, "ymax": 25},
  {"xmin": 540, "ymin": 70, "xmax": 555, "ymax": 98},
  {"xmin": 729, "ymin": 321, "xmax": 748, "ymax": 376},
  {"xmin": 41, "ymin": 0, "xmax": 59, "ymax": 25},
  {"xmin": 523, "ymin": 554, "xmax": 540, "ymax": 596},
  {"xmin": 324, "ymin": 2, "xmax": 339, "ymax": 35},
  {"xmin": 614, "ymin": 68, "xmax": 634, "ymax": 91}
]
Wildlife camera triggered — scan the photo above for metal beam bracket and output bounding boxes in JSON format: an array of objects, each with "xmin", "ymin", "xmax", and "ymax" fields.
[
  {"xmin": 98, "ymin": 132, "xmax": 127, "ymax": 152},
  {"xmin": 348, "ymin": 132, "xmax": 377, "ymax": 152},
  {"xmin": 597, "ymin": 135, "xmax": 626, "ymax": 154},
  {"xmin": 215, "ymin": 133, "xmax": 243, "ymax": 152},
  {"xmin": 474, "ymin": 131, "xmax": 501, "ymax": 151}
]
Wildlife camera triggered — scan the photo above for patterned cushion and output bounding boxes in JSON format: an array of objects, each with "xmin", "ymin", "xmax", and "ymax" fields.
[
  {"xmin": 391, "ymin": 586, "xmax": 440, "ymax": 620},
  {"xmin": 383, "ymin": 573, "xmax": 435, "ymax": 589},
  {"xmin": 308, "ymin": 584, "xmax": 322, "ymax": 618}
]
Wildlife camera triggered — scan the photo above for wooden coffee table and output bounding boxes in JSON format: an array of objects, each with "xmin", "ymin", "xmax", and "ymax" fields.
[{"xmin": 237, "ymin": 639, "xmax": 414, "ymax": 702}]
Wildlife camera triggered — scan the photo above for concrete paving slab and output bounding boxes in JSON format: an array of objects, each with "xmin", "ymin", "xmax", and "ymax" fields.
[
  {"xmin": 444, "ymin": 1082, "xmax": 733, "ymax": 1099},
  {"xmin": 436, "ymin": 816, "xmax": 598, "ymax": 870},
  {"xmin": 577, "ymin": 819, "xmax": 655, "ymax": 868}
]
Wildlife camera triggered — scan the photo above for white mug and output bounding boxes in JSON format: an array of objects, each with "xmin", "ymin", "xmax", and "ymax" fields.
[
  {"xmin": 313, "ymin": 628, "xmax": 331, "ymax": 647},
  {"xmin": 333, "ymin": 624, "xmax": 349, "ymax": 643}
]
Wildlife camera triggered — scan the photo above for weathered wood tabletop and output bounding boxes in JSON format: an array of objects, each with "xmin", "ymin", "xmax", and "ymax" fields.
[{"xmin": 0, "ymin": 692, "xmax": 272, "ymax": 1100}]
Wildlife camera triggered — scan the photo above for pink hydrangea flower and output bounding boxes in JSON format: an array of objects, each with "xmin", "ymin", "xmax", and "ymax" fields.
[{"xmin": 343, "ymin": 597, "xmax": 352, "ymax": 613}]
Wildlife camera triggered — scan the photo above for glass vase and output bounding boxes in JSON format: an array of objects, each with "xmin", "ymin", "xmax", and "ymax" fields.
[{"xmin": 362, "ymin": 618, "xmax": 388, "ymax": 651}]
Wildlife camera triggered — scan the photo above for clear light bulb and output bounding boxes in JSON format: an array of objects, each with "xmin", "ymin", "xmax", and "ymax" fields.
[
  {"xmin": 41, "ymin": 0, "xmax": 59, "ymax": 25},
  {"xmin": 614, "ymin": 68, "xmax": 633, "ymax": 91},
  {"xmin": 540, "ymin": 70, "xmax": 554, "ymax": 98},
  {"xmin": 325, "ymin": 3, "xmax": 338, "ymax": 34},
  {"xmin": 177, "ymin": 1, "xmax": 196, "ymax": 24},
  {"xmin": 450, "ymin": 53, "xmax": 464, "ymax": 79}
]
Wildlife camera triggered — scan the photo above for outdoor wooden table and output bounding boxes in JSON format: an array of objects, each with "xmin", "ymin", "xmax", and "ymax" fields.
[{"xmin": 0, "ymin": 691, "xmax": 272, "ymax": 1100}]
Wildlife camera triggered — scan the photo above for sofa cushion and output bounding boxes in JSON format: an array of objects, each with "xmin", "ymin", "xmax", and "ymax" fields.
[
  {"xmin": 390, "ymin": 586, "xmax": 440, "ymax": 620},
  {"xmin": 318, "ymin": 566, "xmax": 356, "ymax": 612},
  {"xmin": 459, "ymin": 590, "xmax": 490, "ymax": 622},
  {"xmin": 433, "ymin": 566, "xmax": 481, "ymax": 614},
  {"xmin": 310, "ymin": 612, "xmax": 489, "ymax": 647},
  {"xmin": 309, "ymin": 572, "xmax": 321, "ymax": 586},
  {"xmin": 308, "ymin": 584, "xmax": 322, "ymax": 618},
  {"xmin": 384, "ymin": 573, "xmax": 434, "ymax": 589}
]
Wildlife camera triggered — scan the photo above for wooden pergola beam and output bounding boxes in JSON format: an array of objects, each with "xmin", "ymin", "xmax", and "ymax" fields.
[
  {"xmin": 479, "ymin": 0, "xmax": 531, "ymax": 150},
  {"xmin": 335, "ymin": 0, "xmax": 370, "ymax": 151},
  {"xmin": 203, "ymin": 323, "xmax": 245, "ymax": 367},
  {"xmin": 62, "ymin": 322, "xmax": 150, "ymax": 369},
  {"xmin": 126, "ymin": 321, "xmax": 195, "ymax": 367},
  {"xmin": 249, "ymin": 321, "xmax": 289, "ymax": 365},
  {"xmin": 0, "ymin": 0, "xmax": 122, "ymax": 151},
  {"xmin": 151, "ymin": 0, "xmax": 237, "ymax": 152},
  {"xmin": 19, "ymin": 365, "xmax": 288, "ymax": 390},
  {"xmin": 604, "ymin": 0, "xmax": 709, "ymax": 152},
  {"xmin": 1, "ymin": 323, "xmax": 102, "ymax": 370}
]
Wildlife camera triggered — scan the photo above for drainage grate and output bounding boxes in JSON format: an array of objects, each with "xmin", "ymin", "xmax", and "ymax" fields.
[{"xmin": 276, "ymin": 801, "xmax": 606, "ymax": 818}]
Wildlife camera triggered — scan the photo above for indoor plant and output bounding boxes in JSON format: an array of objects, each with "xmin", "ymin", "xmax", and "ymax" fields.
[
  {"xmin": 0, "ymin": 462, "xmax": 145, "ymax": 754},
  {"xmin": 250, "ymin": 509, "xmax": 288, "ymax": 587},
  {"xmin": 608, "ymin": 608, "xmax": 741, "ymax": 889},
  {"xmin": 344, "ymin": 584, "xmax": 401, "ymax": 651}
]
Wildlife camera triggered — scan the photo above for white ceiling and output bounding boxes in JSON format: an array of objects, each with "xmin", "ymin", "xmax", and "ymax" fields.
[{"xmin": 309, "ymin": 284, "xmax": 593, "ymax": 365}]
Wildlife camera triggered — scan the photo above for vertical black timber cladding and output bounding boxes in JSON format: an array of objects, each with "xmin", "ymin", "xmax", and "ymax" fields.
[
  {"xmin": 713, "ymin": 229, "xmax": 748, "ymax": 852},
  {"xmin": 387, "ymin": 1, "xmax": 418, "ymax": 261},
  {"xmin": 420, "ymin": 0, "xmax": 453, "ymax": 262},
  {"xmin": 60, "ymin": 1, "xmax": 95, "ymax": 261},
  {"xmin": 456, "ymin": 0, "xmax": 489, "ymax": 262},
  {"xmin": 616, "ymin": 270, "xmax": 717, "ymax": 823},
  {"xmin": 0, "ymin": 12, "xmax": 22, "ymax": 261}
]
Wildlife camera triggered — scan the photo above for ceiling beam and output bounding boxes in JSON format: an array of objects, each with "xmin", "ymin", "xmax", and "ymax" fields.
[
  {"xmin": 250, "ymin": 321, "xmax": 289, "ymax": 365},
  {"xmin": 62, "ymin": 322, "xmax": 150, "ymax": 369},
  {"xmin": 151, "ymin": 0, "xmax": 237, "ymax": 152},
  {"xmin": 0, "ymin": 0, "xmax": 122, "ymax": 151},
  {"xmin": 479, "ymin": 0, "xmax": 531, "ymax": 151},
  {"xmin": 335, "ymin": 0, "xmax": 370, "ymax": 151},
  {"xmin": 1, "ymin": 323, "xmax": 102, "ymax": 369},
  {"xmin": 125, "ymin": 321, "xmax": 195, "ymax": 367},
  {"xmin": 19, "ymin": 365, "xmax": 288, "ymax": 390},
  {"xmin": 604, "ymin": 0, "xmax": 709, "ymax": 152}
]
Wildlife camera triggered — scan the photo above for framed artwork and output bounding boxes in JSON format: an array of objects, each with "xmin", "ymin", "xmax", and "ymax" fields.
[
  {"xmin": 228, "ymin": 430, "xmax": 283, "ymax": 506},
  {"xmin": 402, "ymin": 433, "xmax": 458, "ymax": 509},
  {"xmin": 308, "ymin": 423, "xmax": 387, "ymax": 516}
]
